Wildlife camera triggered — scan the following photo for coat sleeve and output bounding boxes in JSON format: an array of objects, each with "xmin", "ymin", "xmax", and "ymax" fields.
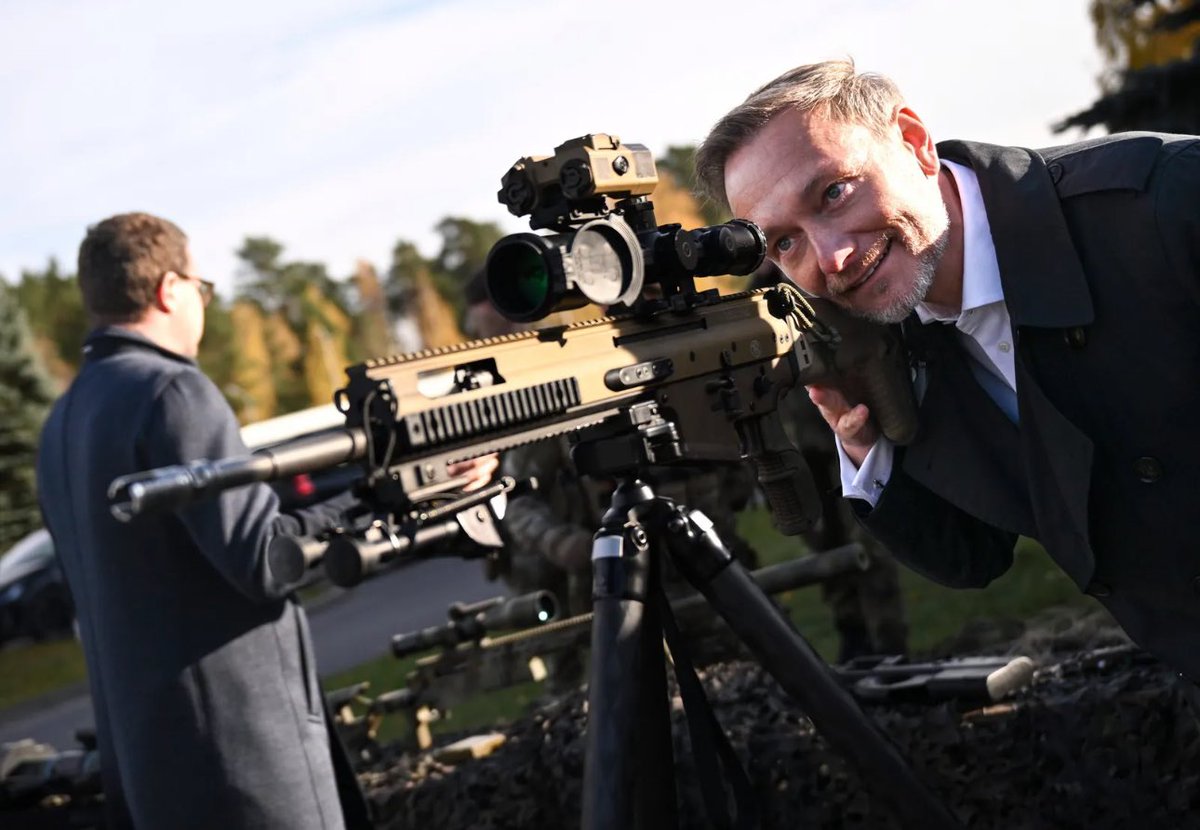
[
  {"xmin": 855, "ymin": 460, "xmax": 1017, "ymax": 589},
  {"xmin": 139, "ymin": 368, "xmax": 354, "ymax": 601},
  {"xmin": 1155, "ymin": 139, "xmax": 1200, "ymax": 305}
]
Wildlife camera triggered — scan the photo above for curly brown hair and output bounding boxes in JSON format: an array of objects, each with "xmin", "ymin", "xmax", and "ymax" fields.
[{"xmin": 77, "ymin": 212, "xmax": 189, "ymax": 324}]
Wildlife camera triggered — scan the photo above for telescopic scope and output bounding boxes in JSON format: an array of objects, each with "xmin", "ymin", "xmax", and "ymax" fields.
[{"xmin": 483, "ymin": 133, "xmax": 766, "ymax": 323}]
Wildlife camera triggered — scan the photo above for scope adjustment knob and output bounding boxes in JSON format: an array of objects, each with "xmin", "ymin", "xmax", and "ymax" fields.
[{"xmin": 560, "ymin": 159, "xmax": 595, "ymax": 199}]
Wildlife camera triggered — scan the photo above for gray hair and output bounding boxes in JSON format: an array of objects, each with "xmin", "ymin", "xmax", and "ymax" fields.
[{"xmin": 695, "ymin": 59, "xmax": 903, "ymax": 210}]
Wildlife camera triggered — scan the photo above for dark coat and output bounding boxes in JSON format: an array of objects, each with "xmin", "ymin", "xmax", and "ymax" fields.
[
  {"xmin": 862, "ymin": 133, "xmax": 1200, "ymax": 677},
  {"xmin": 37, "ymin": 329, "xmax": 365, "ymax": 829}
]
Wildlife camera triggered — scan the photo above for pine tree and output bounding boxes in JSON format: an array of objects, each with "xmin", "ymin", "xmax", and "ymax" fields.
[
  {"xmin": 0, "ymin": 283, "xmax": 58, "ymax": 551},
  {"xmin": 1058, "ymin": 0, "xmax": 1200, "ymax": 133}
]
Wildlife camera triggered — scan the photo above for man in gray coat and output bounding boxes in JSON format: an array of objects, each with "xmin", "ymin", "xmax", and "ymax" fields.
[
  {"xmin": 36, "ymin": 213, "xmax": 369, "ymax": 829},
  {"xmin": 696, "ymin": 59, "xmax": 1200, "ymax": 679}
]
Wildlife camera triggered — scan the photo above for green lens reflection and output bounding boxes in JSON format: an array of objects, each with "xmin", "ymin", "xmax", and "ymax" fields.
[
  {"xmin": 489, "ymin": 241, "xmax": 551, "ymax": 316},
  {"xmin": 510, "ymin": 247, "xmax": 549, "ymax": 310}
]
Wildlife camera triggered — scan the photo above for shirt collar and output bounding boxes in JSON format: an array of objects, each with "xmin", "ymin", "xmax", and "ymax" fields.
[
  {"xmin": 914, "ymin": 159, "xmax": 1004, "ymax": 324},
  {"xmin": 83, "ymin": 325, "xmax": 196, "ymax": 365}
]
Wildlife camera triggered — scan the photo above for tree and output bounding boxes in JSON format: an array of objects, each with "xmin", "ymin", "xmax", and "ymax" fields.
[
  {"xmin": 1058, "ymin": 0, "xmax": 1200, "ymax": 133},
  {"xmin": 0, "ymin": 283, "xmax": 57, "ymax": 550},
  {"xmin": 657, "ymin": 144, "xmax": 730, "ymax": 226},
  {"xmin": 430, "ymin": 217, "xmax": 505, "ymax": 320},
  {"xmin": 223, "ymin": 300, "xmax": 276, "ymax": 424},
  {"xmin": 348, "ymin": 260, "xmax": 394, "ymax": 361},
  {"xmin": 385, "ymin": 238, "xmax": 463, "ymax": 348},
  {"xmin": 235, "ymin": 237, "xmax": 354, "ymax": 413},
  {"xmin": 14, "ymin": 259, "xmax": 87, "ymax": 386},
  {"xmin": 197, "ymin": 295, "xmax": 238, "ymax": 410}
]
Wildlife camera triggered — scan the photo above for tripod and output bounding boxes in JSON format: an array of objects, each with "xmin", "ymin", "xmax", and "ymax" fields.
[{"xmin": 573, "ymin": 409, "xmax": 961, "ymax": 830}]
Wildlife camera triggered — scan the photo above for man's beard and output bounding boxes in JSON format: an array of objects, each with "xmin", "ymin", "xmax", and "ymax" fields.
[
  {"xmin": 858, "ymin": 225, "xmax": 948, "ymax": 324},
  {"xmin": 850, "ymin": 191, "xmax": 952, "ymax": 325}
]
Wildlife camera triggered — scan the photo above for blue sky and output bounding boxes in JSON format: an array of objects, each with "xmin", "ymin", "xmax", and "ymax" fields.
[{"xmin": 0, "ymin": 0, "xmax": 1103, "ymax": 294}]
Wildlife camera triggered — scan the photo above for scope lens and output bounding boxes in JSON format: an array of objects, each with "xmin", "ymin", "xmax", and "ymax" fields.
[
  {"xmin": 691, "ymin": 219, "xmax": 767, "ymax": 277},
  {"xmin": 486, "ymin": 236, "xmax": 554, "ymax": 320}
]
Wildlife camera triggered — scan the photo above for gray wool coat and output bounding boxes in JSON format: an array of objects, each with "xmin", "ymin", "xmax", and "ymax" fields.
[{"xmin": 37, "ymin": 328, "xmax": 365, "ymax": 829}]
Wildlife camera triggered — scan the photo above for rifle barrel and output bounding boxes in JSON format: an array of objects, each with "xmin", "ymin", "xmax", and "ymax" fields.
[
  {"xmin": 670, "ymin": 543, "xmax": 866, "ymax": 617},
  {"xmin": 108, "ymin": 427, "xmax": 369, "ymax": 521},
  {"xmin": 391, "ymin": 590, "xmax": 559, "ymax": 659},
  {"xmin": 324, "ymin": 518, "xmax": 462, "ymax": 588}
]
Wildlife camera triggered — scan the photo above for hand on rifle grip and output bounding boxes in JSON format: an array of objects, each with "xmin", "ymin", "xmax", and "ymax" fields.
[{"xmin": 448, "ymin": 453, "xmax": 501, "ymax": 492}]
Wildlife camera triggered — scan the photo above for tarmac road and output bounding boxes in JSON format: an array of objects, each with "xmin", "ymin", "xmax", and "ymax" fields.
[{"xmin": 0, "ymin": 556, "xmax": 499, "ymax": 751}]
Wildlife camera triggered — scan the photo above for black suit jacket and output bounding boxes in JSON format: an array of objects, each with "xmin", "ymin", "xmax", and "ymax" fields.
[{"xmin": 862, "ymin": 133, "xmax": 1200, "ymax": 677}]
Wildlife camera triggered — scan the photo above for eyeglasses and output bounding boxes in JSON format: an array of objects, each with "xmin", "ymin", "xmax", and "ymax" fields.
[{"xmin": 174, "ymin": 273, "xmax": 216, "ymax": 307}]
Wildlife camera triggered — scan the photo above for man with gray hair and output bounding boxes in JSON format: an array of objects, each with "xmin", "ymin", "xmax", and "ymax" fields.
[{"xmin": 696, "ymin": 59, "xmax": 1200, "ymax": 678}]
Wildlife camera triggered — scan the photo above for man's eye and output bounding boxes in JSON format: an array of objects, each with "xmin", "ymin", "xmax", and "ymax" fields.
[
  {"xmin": 823, "ymin": 182, "xmax": 847, "ymax": 202},
  {"xmin": 777, "ymin": 237, "xmax": 793, "ymax": 253}
]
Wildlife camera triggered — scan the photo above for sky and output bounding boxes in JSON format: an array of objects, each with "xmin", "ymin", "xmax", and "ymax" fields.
[{"xmin": 0, "ymin": 0, "xmax": 1105, "ymax": 295}]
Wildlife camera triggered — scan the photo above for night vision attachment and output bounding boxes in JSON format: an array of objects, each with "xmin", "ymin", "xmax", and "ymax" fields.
[{"xmin": 485, "ymin": 133, "xmax": 766, "ymax": 323}]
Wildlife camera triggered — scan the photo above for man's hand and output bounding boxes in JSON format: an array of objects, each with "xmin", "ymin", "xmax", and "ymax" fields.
[
  {"xmin": 448, "ymin": 454, "xmax": 500, "ymax": 491},
  {"xmin": 807, "ymin": 385, "xmax": 879, "ymax": 468}
]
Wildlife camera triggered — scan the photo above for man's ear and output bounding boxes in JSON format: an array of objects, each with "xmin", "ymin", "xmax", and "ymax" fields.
[
  {"xmin": 896, "ymin": 106, "xmax": 939, "ymax": 177},
  {"xmin": 154, "ymin": 272, "xmax": 178, "ymax": 313}
]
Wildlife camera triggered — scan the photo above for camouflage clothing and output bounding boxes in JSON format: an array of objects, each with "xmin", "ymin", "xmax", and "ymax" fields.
[
  {"xmin": 495, "ymin": 437, "xmax": 597, "ymax": 617},
  {"xmin": 747, "ymin": 261, "xmax": 908, "ymax": 660},
  {"xmin": 495, "ymin": 436, "xmax": 760, "ymax": 616}
]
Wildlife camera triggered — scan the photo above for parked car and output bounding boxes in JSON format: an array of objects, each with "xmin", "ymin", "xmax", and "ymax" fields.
[
  {"xmin": 0, "ymin": 529, "xmax": 73, "ymax": 645},
  {"xmin": 0, "ymin": 405, "xmax": 361, "ymax": 648}
]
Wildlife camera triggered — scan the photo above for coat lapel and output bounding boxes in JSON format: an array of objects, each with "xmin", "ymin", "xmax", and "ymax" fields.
[
  {"xmin": 937, "ymin": 141, "xmax": 1094, "ymax": 329},
  {"xmin": 913, "ymin": 141, "xmax": 1098, "ymax": 588},
  {"xmin": 902, "ymin": 322, "xmax": 1036, "ymax": 538}
]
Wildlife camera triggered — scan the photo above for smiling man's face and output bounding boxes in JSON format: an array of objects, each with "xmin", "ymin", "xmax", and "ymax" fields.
[{"xmin": 724, "ymin": 106, "xmax": 951, "ymax": 323}]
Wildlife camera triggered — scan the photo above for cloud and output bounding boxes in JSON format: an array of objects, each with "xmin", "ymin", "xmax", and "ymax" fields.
[{"xmin": 0, "ymin": 0, "xmax": 1101, "ymax": 291}]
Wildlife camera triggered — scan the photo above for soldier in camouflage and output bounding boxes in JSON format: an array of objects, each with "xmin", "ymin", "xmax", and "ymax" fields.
[
  {"xmin": 753, "ymin": 263, "xmax": 909, "ymax": 661},
  {"xmin": 496, "ymin": 435, "xmax": 760, "ymax": 618},
  {"xmin": 783, "ymin": 389, "xmax": 910, "ymax": 661}
]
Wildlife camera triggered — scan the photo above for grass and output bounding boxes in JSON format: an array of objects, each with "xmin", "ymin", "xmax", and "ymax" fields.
[
  {"xmin": 323, "ymin": 652, "xmax": 545, "ymax": 746},
  {"xmin": 739, "ymin": 507, "xmax": 1100, "ymax": 660},
  {"xmin": 0, "ymin": 637, "xmax": 87, "ymax": 712},
  {"xmin": 320, "ymin": 506, "xmax": 1102, "ymax": 745},
  {"xmin": 0, "ymin": 505, "xmax": 1101, "ymax": 729}
]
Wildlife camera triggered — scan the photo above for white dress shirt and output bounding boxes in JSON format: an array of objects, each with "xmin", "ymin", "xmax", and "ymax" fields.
[{"xmin": 839, "ymin": 159, "xmax": 1017, "ymax": 506}]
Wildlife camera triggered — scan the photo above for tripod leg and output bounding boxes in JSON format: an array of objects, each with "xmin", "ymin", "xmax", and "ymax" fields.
[
  {"xmin": 660, "ymin": 505, "xmax": 961, "ymax": 830},
  {"xmin": 582, "ymin": 519, "xmax": 677, "ymax": 830}
]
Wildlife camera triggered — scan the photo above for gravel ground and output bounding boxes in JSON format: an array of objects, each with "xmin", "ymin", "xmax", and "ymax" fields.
[
  {"xmin": 9, "ymin": 608, "xmax": 1198, "ymax": 829},
  {"xmin": 361, "ymin": 609, "xmax": 1200, "ymax": 830}
]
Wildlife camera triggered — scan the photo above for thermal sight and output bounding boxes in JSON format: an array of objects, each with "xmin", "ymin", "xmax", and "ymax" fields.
[{"xmin": 485, "ymin": 134, "xmax": 766, "ymax": 322}]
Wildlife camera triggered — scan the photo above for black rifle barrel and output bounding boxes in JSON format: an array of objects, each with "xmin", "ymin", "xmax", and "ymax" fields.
[
  {"xmin": 391, "ymin": 590, "xmax": 559, "ymax": 659},
  {"xmin": 321, "ymin": 477, "xmax": 519, "ymax": 588},
  {"xmin": 108, "ymin": 427, "xmax": 369, "ymax": 521},
  {"xmin": 266, "ymin": 536, "xmax": 330, "ymax": 586},
  {"xmin": 668, "ymin": 542, "xmax": 866, "ymax": 618},
  {"xmin": 323, "ymin": 518, "xmax": 462, "ymax": 588}
]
